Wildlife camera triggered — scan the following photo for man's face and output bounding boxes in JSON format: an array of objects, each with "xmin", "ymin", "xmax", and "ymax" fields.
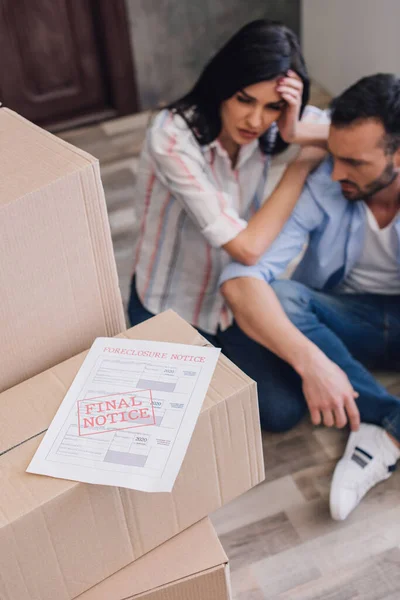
[{"xmin": 328, "ymin": 119, "xmax": 400, "ymax": 201}]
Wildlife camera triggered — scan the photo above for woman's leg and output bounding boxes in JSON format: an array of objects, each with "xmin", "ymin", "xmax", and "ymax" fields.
[
  {"xmin": 127, "ymin": 276, "xmax": 155, "ymax": 326},
  {"xmin": 128, "ymin": 275, "xmax": 220, "ymax": 345}
]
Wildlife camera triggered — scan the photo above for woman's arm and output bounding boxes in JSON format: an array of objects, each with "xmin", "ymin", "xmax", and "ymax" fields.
[
  {"xmin": 149, "ymin": 113, "xmax": 324, "ymax": 267},
  {"xmin": 290, "ymin": 122, "xmax": 330, "ymax": 147},
  {"xmin": 277, "ymin": 71, "xmax": 330, "ymax": 148},
  {"xmin": 223, "ymin": 76, "xmax": 329, "ymax": 265},
  {"xmin": 223, "ymin": 145, "xmax": 326, "ymax": 265}
]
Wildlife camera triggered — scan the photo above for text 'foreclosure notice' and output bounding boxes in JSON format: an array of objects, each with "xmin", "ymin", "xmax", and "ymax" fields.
[{"xmin": 27, "ymin": 338, "xmax": 220, "ymax": 492}]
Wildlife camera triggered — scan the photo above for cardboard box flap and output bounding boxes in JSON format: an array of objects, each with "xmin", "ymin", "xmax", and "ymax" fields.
[
  {"xmin": 138, "ymin": 565, "xmax": 229, "ymax": 600},
  {"xmin": 0, "ymin": 311, "xmax": 253, "ymax": 458},
  {"xmin": 78, "ymin": 518, "xmax": 227, "ymax": 599},
  {"xmin": 0, "ymin": 108, "xmax": 96, "ymax": 205}
]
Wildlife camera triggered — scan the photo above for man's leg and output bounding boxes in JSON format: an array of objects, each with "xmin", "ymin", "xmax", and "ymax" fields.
[
  {"xmin": 384, "ymin": 295, "xmax": 400, "ymax": 436},
  {"xmin": 216, "ymin": 280, "xmax": 398, "ymax": 434},
  {"xmin": 270, "ymin": 280, "xmax": 400, "ymax": 520},
  {"xmin": 271, "ymin": 280, "xmax": 400, "ymax": 441},
  {"xmin": 386, "ymin": 296, "xmax": 400, "ymax": 368},
  {"xmin": 217, "ymin": 321, "xmax": 308, "ymax": 432}
]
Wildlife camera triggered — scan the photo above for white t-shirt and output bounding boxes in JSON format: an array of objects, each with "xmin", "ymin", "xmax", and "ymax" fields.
[{"xmin": 338, "ymin": 204, "xmax": 400, "ymax": 295}]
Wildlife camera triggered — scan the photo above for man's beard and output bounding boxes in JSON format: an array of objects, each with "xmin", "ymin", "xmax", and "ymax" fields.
[{"xmin": 339, "ymin": 159, "xmax": 398, "ymax": 201}]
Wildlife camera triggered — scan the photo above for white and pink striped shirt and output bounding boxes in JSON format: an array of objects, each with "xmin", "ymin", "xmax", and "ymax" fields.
[{"xmin": 133, "ymin": 107, "xmax": 327, "ymax": 334}]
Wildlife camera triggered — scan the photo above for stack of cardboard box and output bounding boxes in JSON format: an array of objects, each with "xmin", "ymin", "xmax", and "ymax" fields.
[{"xmin": 0, "ymin": 108, "xmax": 264, "ymax": 600}]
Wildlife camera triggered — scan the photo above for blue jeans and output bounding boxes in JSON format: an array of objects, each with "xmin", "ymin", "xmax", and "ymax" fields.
[
  {"xmin": 128, "ymin": 277, "xmax": 400, "ymax": 441},
  {"xmin": 251, "ymin": 280, "xmax": 400, "ymax": 439}
]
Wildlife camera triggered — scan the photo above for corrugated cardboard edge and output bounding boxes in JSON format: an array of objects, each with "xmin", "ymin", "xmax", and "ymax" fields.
[
  {"xmin": 78, "ymin": 160, "xmax": 126, "ymax": 336},
  {"xmin": 1, "ymin": 108, "xmax": 126, "ymax": 352},
  {"xmin": 205, "ymin": 351, "xmax": 264, "ymax": 489}
]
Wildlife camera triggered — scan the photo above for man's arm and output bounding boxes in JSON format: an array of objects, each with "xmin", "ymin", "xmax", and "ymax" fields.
[
  {"xmin": 221, "ymin": 278, "xmax": 360, "ymax": 431},
  {"xmin": 219, "ymin": 165, "xmax": 360, "ymax": 431}
]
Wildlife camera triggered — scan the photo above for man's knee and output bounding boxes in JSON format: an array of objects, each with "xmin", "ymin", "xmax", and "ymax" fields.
[
  {"xmin": 258, "ymin": 399, "xmax": 306, "ymax": 433},
  {"xmin": 270, "ymin": 279, "xmax": 312, "ymax": 321}
]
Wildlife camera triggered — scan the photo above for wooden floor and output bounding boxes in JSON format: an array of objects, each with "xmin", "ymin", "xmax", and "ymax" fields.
[
  {"xmin": 58, "ymin": 83, "xmax": 400, "ymax": 599},
  {"xmin": 212, "ymin": 393, "xmax": 400, "ymax": 599}
]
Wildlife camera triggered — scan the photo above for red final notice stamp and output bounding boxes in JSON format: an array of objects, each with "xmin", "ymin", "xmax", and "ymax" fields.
[{"xmin": 77, "ymin": 389, "xmax": 155, "ymax": 436}]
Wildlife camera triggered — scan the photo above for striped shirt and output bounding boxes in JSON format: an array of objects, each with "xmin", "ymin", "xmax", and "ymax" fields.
[{"xmin": 133, "ymin": 107, "xmax": 328, "ymax": 334}]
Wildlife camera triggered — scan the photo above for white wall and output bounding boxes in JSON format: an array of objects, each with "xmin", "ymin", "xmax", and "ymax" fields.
[{"xmin": 302, "ymin": 0, "xmax": 400, "ymax": 96}]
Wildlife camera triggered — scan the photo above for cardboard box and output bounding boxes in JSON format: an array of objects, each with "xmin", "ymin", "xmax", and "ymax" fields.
[
  {"xmin": 0, "ymin": 310, "xmax": 263, "ymax": 600},
  {"xmin": 78, "ymin": 518, "xmax": 231, "ymax": 600},
  {"xmin": 0, "ymin": 108, "xmax": 125, "ymax": 393}
]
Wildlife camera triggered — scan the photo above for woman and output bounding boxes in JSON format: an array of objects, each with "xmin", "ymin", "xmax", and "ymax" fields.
[{"xmin": 129, "ymin": 19, "xmax": 328, "ymax": 343}]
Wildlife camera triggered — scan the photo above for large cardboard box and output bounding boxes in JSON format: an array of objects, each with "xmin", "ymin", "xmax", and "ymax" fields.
[
  {"xmin": 0, "ymin": 108, "xmax": 125, "ymax": 393},
  {"xmin": 78, "ymin": 518, "xmax": 231, "ymax": 600},
  {"xmin": 0, "ymin": 310, "xmax": 263, "ymax": 600}
]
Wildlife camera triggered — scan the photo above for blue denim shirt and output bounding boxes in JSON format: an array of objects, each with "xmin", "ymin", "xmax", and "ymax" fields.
[{"xmin": 220, "ymin": 157, "xmax": 400, "ymax": 290}]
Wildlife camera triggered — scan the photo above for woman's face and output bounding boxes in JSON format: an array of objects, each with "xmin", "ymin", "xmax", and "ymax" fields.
[{"xmin": 220, "ymin": 79, "xmax": 286, "ymax": 146}]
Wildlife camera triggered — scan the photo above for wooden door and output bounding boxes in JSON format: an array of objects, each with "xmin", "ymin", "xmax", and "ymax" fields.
[{"xmin": 0, "ymin": 0, "xmax": 138, "ymax": 130}]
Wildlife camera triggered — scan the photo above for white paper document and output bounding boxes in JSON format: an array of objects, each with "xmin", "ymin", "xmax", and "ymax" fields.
[{"xmin": 27, "ymin": 337, "xmax": 220, "ymax": 492}]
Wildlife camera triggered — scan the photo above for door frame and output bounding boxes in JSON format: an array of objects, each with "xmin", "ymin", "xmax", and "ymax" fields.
[{"xmin": 94, "ymin": 0, "xmax": 139, "ymax": 117}]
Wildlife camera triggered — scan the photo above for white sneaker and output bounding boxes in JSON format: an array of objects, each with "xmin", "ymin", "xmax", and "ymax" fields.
[{"xmin": 330, "ymin": 423, "xmax": 400, "ymax": 521}]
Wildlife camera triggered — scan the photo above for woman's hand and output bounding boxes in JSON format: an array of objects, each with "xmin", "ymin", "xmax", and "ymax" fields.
[{"xmin": 276, "ymin": 70, "xmax": 304, "ymax": 143}]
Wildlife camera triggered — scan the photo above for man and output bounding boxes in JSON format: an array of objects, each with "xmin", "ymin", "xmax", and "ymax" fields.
[{"xmin": 219, "ymin": 74, "xmax": 400, "ymax": 521}]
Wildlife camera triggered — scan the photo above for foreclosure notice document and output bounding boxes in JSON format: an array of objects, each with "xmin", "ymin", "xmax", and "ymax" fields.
[{"xmin": 27, "ymin": 338, "xmax": 220, "ymax": 492}]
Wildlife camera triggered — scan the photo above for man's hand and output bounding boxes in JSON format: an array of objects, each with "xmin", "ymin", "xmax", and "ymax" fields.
[
  {"xmin": 300, "ymin": 353, "xmax": 360, "ymax": 431},
  {"xmin": 276, "ymin": 70, "xmax": 303, "ymax": 143}
]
